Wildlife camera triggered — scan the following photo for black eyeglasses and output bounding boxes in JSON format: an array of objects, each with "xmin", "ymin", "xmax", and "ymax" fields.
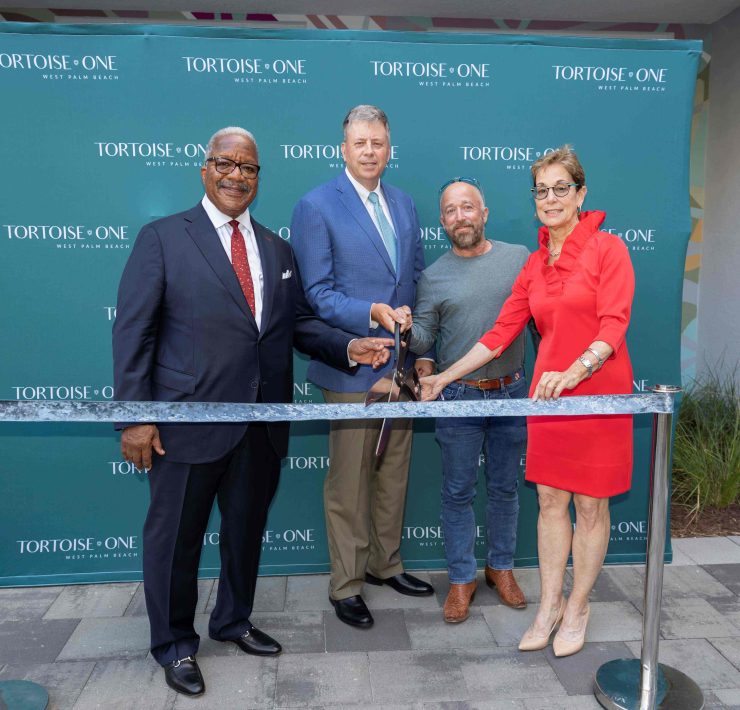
[
  {"xmin": 439, "ymin": 176, "xmax": 482, "ymax": 195},
  {"xmin": 531, "ymin": 183, "xmax": 579, "ymax": 200},
  {"xmin": 206, "ymin": 157, "xmax": 260, "ymax": 179}
]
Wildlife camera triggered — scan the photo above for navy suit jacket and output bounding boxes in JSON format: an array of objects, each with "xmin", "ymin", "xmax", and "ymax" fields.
[
  {"xmin": 290, "ymin": 171, "xmax": 425, "ymax": 393},
  {"xmin": 112, "ymin": 203, "xmax": 352, "ymax": 464}
]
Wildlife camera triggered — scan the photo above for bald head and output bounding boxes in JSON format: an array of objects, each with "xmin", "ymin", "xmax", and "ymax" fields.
[{"xmin": 440, "ymin": 181, "xmax": 489, "ymax": 252}]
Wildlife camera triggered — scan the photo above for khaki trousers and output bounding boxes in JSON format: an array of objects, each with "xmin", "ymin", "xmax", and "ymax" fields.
[{"xmin": 322, "ymin": 389, "xmax": 413, "ymax": 599}]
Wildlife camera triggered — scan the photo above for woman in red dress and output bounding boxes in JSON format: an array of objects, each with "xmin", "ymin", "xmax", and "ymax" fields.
[{"xmin": 421, "ymin": 145, "xmax": 634, "ymax": 657}]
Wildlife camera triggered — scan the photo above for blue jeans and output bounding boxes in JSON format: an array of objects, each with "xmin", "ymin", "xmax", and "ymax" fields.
[{"xmin": 435, "ymin": 371, "xmax": 528, "ymax": 583}]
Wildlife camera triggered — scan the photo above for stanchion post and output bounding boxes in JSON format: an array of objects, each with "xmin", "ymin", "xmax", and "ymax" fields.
[
  {"xmin": 639, "ymin": 386, "xmax": 675, "ymax": 708},
  {"xmin": 594, "ymin": 385, "xmax": 704, "ymax": 710}
]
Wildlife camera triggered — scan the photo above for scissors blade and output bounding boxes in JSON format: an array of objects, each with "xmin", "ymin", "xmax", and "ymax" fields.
[
  {"xmin": 365, "ymin": 323, "xmax": 419, "ymax": 458},
  {"xmin": 364, "ymin": 373, "xmax": 394, "ymax": 407}
]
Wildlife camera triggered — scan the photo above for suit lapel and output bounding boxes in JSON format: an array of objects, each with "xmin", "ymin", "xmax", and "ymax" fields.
[
  {"xmin": 252, "ymin": 218, "xmax": 277, "ymax": 336},
  {"xmin": 184, "ymin": 204, "xmax": 257, "ymax": 328},
  {"xmin": 336, "ymin": 173, "xmax": 396, "ymax": 276}
]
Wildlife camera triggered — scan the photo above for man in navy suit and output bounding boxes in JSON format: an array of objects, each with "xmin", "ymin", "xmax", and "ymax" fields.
[
  {"xmin": 112, "ymin": 126, "xmax": 393, "ymax": 697},
  {"xmin": 291, "ymin": 105, "xmax": 434, "ymax": 628}
]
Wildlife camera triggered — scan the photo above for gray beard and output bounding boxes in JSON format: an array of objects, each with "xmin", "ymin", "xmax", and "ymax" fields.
[{"xmin": 449, "ymin": 223, "xmax": 485, "ymax": 250}]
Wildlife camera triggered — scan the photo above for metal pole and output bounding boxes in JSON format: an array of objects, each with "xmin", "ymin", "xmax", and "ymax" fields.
[
  {"xmin": 639, "ymin": 391, "xmax": 674, "ymax": 709},
  {"xmin": 594, "ymin": 385, "xmax": 704, "ymax": 710}
]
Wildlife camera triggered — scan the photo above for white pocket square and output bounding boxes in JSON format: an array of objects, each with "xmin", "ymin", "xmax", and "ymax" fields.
[{"xmin": 281, "ymin": 269, "xmax": 292, "ymax": 279}]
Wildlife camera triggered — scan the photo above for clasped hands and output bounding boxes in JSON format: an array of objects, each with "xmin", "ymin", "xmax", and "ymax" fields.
[
  {"xmin": 370, "ymin": 302, "xmax": 413, "ymax": 334},
  {"xmin": 349, "ymin": 302, "xmax": 416, "ymax": 371},
  {"xmin": 369, "ymin": 303, "xmax": 436, "ymax": 379}
]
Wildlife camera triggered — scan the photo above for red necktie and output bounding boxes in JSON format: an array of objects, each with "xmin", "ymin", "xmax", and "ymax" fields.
[{"xmin": 229, "ymin": 220, "xmax": 256, "ymax": 315}]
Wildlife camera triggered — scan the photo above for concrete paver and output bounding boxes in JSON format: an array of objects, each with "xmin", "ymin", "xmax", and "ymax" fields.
[
  {"xmin": 626, "ymin": 638, "xmax": 740, "ymax": 690},
  {"xmin": 707, "ymin": 597, "xmax": 740, "ymax": 632},
  {"xmin": 404, "ymin": 608, "xmax": 496, "ymax": 650},
  {"xmin": 582, "ymin": 601, "xmax": 644, "ymax": 642},
  {"xmin": 284, "ymin": 573, "xmax": 334, "ymax": 612},
  {"xmin": 57, "ymin": 616, "xmax": 150, "ymax": 661},
  {"xmin": 674, "ymin": 537, "xmax": 740, "ymax": 565},
  {"xmin": 325, "ymin": 608, "xmax": 411, "ymax": 653},
  {"xmin": 174, "ymin": 654, "xmax": 278, "ymax": 710},
  {"xmin": 524, "ymin": 697, "xmax": 602, "ymax": 709},
  {"xmin": 0, "ymin": 587, "xmax": 65, "ymax": 621},
  {"xmin": 457, "ymin": 647, "xmax": 567, "ymax": 700},
  {"xmin": 0, "ymin": 661, "xmax": 94, "ymax": 710},
  {"xmin": 276, "ymin": 651, "xmax": 371, "ymax": 707},
  {"xmin": 714, "ymin": 688, "xmax": 740, "ymax": 707},
  {"xmin": 250, "ymin": 611, "xmax": 326, "ymax": 654},
  {"xmin": 704, "ymin": 564, "xmax": 740, "ymax": 596},
  {"xmin": 44, "ymin": 583, "xmax": 138, "ymax": 620},
  {"xmin": 369, "ymin": 650, "xmax": 467, "ymax": 704},
  {"xmin": 0, "ymin": 536, "xmax": 738, "ymax": 707},
  {"xmin": 543, "ymin": 641, "xmax": 634, "ymax": 695},
  {"xmin": 711, "ymin": 637, "xmax": 740, "ymax": 671},
  {"xmin": 71, "ymin": 658, "xmax": 175, "ymax": 710},
  {"xmin": 659, "ymin": 597, "xmax": 733, "ymax": 639},
  {"xmin": 0, "ymin": 619, "xmax": 80, "ymax": 665}
]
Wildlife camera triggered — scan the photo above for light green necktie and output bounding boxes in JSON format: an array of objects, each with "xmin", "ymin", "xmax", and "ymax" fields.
[{"xmin": 367, "ymin": 191, "xmax": 397, "ymax": 270}]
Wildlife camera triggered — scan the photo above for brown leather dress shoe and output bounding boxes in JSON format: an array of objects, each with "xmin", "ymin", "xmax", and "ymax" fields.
[
  {"xmin": 485, "ymin": 567, "xmax": 527, "ymax": 609},
  {"xmin": 443, "ymin": 580, "xmax": 477, "ymax": 623}
]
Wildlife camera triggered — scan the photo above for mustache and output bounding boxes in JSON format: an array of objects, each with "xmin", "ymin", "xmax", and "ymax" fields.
[
  {"xmin": 217, "ymin": 179, "xmax": 250, "ymax": 193},
  {"xmin": 453, "ymin": 221, "xmax": 475, "ymax": 230}
]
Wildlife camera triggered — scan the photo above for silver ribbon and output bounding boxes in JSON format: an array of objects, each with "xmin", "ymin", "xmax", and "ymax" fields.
[{"xmin": 0, "ymin": 392, "xmax": 675, "ymax": 423}]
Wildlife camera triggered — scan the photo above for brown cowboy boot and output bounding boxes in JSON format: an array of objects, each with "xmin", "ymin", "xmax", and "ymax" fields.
[
  {"xmin": 485, "ymin": 567, "xmax": 526, "ymax": 609},
  {"xmin": 443, "ymin": 580, "xmax": 477, "ymax": 623}
]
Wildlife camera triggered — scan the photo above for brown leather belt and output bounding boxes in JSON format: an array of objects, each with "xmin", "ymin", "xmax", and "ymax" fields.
[{"xmin": 456, "ymin": 371, "xmax": 522, "ymax": 391}]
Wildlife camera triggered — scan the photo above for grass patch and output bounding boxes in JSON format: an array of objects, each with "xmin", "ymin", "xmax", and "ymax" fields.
[{"xmin": 672, "ymin": 369, "xmax": 740, "ymax": 521}]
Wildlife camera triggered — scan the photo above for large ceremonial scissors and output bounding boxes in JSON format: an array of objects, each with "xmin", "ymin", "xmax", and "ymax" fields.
[{"xmin": 364, "ymin": 323, "xmax": 421, "ymax": 457}]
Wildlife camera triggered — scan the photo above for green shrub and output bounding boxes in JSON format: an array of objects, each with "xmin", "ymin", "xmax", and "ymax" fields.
[{"xmin": 672, "ymin": 370, "xmax": 740, "ymax": 516}]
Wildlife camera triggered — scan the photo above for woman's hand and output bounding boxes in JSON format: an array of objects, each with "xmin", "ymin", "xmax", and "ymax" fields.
[
  {"xmin": 533, "ymin": 341, "xmax": 613, "ymax": 400},
  {"xmin": 532, "ymin": 370, "xmax": 582, "ymax": 401},
  {"xmin": 420, "ymin": 374, "xmax": 445, "ymax": 401}
]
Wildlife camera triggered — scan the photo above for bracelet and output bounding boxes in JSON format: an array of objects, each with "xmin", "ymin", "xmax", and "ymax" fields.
[
  {"xmin": 586, "ymin": 347, "xmax": 605, "ymax": 370},
  {"xmin": 577, "ymin": 355, "xmax": 593, "ymax": 378}
]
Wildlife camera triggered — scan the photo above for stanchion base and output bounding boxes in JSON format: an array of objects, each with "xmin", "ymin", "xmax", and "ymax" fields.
[
  {"xmin": 0, "ymin": 680, "xmax": 49, "ymax": 709},
  {"xmin": 594, "ymin": 658, "xmax": 703, "ymax": 709}
]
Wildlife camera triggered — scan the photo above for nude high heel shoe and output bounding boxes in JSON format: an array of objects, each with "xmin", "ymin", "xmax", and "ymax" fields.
[
  {"xmin": 552, "ymin": 605, "xmax": 590, "ymax": 657},
  {"xmin": 518, "ymin": 598, "xmax": 566, "ymax": 651}
]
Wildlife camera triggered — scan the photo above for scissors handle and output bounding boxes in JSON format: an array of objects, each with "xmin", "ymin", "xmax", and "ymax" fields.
[{"xmin": 394, "ymin": 321, "xmax": 401, "ymax": 361}]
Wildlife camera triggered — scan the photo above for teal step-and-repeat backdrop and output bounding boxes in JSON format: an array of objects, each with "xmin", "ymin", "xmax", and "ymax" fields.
[{"xmin": 0, "ymin": 23, "xmax": 701, "ymax": 586}]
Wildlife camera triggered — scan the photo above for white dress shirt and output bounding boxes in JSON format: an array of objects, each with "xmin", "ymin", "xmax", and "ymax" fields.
[
  {"xmin": 202, "ymin": 195, "xmax": 359, "ymax": 364},
  {"xmin": 202, "ymin": 195, "xmax": 264, "ymax": 330}
]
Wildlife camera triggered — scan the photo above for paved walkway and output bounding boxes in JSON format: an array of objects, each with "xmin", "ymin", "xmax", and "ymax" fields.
[{"xmin": 1, "ymin": 536, "xmax": 739, "ymax": 709}]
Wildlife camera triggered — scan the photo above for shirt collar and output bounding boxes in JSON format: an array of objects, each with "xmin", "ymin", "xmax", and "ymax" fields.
[
  {"xmin": 201, "ymin": 194, "xmax": 251, "ymax": 232},
  {"xmin": 344, "ymin": 167, "xmax": 381, "ymax": 203}
]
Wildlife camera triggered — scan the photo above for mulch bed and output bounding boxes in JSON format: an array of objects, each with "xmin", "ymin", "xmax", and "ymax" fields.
[{"xmin": 671, "ymin": 502, "xmax": 740, "ymax": 538}]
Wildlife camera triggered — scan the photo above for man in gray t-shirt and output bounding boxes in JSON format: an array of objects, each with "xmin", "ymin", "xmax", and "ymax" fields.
[{"xmin": 409, "ymin": 178, "xmax": 529, "ymax": 624}]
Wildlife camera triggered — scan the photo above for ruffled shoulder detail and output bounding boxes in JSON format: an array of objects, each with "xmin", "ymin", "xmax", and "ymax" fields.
[{"xmin": 538, "ymin": 210, "xmax": 606, "ymax": 295}]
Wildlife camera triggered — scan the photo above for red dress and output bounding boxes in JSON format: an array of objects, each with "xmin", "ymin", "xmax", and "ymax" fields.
[{"xmin": 479, "ymin": 211, "xmax": 635, "ymax": 497}]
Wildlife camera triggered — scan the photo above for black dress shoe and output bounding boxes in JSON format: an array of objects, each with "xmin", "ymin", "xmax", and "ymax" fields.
[
  {"xmin": 330, "ymin": 594, "xmax": 374, "ymax": 628},
  {"xmin": 365, "ymin": 572, "xmax": 434, "ymax": 596},
  {"xmin": 164, "ymin": 656, "xmax": 205, "ymax": 697},
  {"xmin": 231, "ymin": 626, "xmax": 282, "ymax": 655}
]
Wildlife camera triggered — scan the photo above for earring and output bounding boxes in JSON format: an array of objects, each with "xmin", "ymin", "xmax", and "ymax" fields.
[{"xmin": 577, "ymin": 205, "xmax": 582, "ymax": 215}]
